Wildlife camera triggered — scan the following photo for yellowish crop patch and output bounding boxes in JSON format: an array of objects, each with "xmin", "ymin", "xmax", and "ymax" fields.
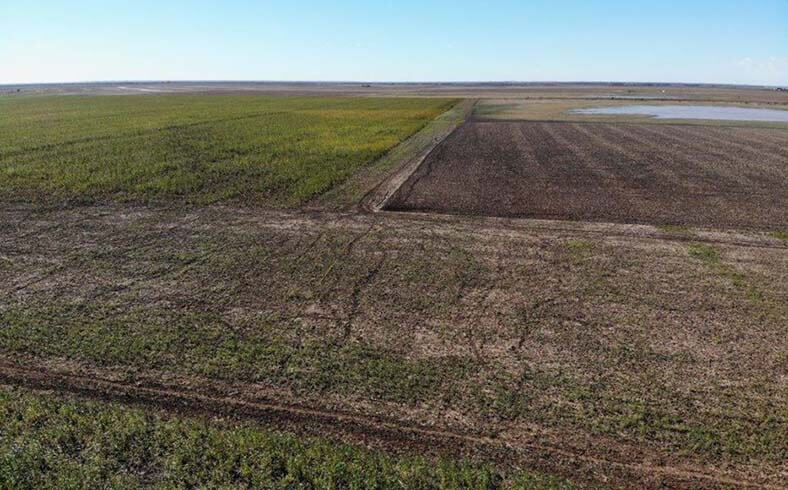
[{"xmin": 0, "ymin": 95, "xmax": 455, "ymax": 205}]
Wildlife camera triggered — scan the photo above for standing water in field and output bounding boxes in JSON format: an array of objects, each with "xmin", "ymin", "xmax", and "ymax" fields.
[{"xmin": 571, "ymin": 105, "xmax": 788, "ymax": 122}]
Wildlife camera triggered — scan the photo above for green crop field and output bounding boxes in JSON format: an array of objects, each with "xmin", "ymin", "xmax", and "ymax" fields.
[
  {"xmin": 0, "ymin": 95, "xmax": 455, "ymax": 205},
  {"xmin": 0, "ymin": 387, "xmax": 570, "ymax": 489}
]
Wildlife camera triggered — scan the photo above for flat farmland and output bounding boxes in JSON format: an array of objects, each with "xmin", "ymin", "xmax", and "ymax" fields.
[
  {"xmin": 0, "ymin": 95, "xmax": 455, "ymax": 205},
  {"xmin": 2, "ymin": 204, "xmax": 786, "ymax": 488},
  {"xmin": 1, "ymin": 85, "xmax": 787, "ymax": 489},
  {"xmin": 386, "ymin": 121, "xmax": 788, "ymax": 230},
  {"xmin": 474, "ymin": 98, "xmax": 788, "ymax": 127}
]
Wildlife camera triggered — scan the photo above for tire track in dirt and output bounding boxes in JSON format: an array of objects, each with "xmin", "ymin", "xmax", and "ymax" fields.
[
  {"xmin": 633, "ymin": 124, "xmax": 788, "ymax": 198},
  {"xmin": 383, "ymin": 122, "xmax": 462, "ymax": 207},
  {"xmin": 674, "ymin": 125, "xmax": 788, "ymax": 166},
  {"xmin": 602, "ymin": 124, "xmax": 747, "ymax": 193},
  {"xmin": 702, "ymin": 126, "xmax": 788, "ymax": 159},
  {"xmin": 0, "ymin": 358, "xmax": 782, "ymax": 489},
  {"xmin": 537, "ymin": 122, "xmax": 613, "ymax": 189},
  {"xmin": 569, "ymin": 123, "xmax": 675, "ymax": 191},
  {"xmin": 622, "ymin": 125, "xmax": 768, "ymax": 186},
  {"xmin": 338, "ymin": 246, "xmax": 387, "ymax": 345},
  {"xmin": 380, "ymin": 209, "xmax": 788, "ymax": 250},
  {"xmin": 358, "ymin": 100, "xmax": 477, "ymax": 213}
]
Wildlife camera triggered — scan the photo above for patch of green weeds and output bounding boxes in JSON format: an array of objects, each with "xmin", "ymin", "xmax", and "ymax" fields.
[
  {"xmin": 770, "ymin": 231, "xmax": 788, "ymax": 242},
  {"xmin": 656, "ymin": 224, "xmax": 690, "ymax": 235},
  {"xmin": 688, "ymin": 243, "xmax": 769, "ymax": 306},
  {"xmin": 0, "ymin": 386, "xmax": 570, "ymax": 489},
  {"xmin": 688, "ymin": 244, "xmax": 720, "ymax": 264},
  {"xmin": 564, "ymin": 239, "xmax": 594, "ymax": 264},
  {"xmin": 0, "ymin": 303, "xmax": 474, "ymax": 406}
]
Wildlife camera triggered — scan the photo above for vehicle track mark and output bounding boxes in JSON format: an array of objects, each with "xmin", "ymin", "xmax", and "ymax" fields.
[{"xmin": 0, "ymin": 359, "xmax": 781, "ymax": 489}]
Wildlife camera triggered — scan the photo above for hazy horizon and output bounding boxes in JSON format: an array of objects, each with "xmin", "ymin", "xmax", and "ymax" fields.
[{"xmin": 1, "ymin": 80, "xmax": 784, "ymax": 88}]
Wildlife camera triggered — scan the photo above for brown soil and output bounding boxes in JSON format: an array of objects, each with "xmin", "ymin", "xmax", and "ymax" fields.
[
  {"xmin": 1, "ymin": 203, "xmax": 786, "ymax": 488},
  {"xmin": 385, "ymin": 121, "xmax": 788, "ymax": 230}
]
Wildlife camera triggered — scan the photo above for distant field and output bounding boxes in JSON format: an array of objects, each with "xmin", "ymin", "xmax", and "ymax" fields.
[
  {"xmin": 0, "ymin": 95, "xmax": 455, "ymax": 205},
  {"xmin": 7, "ymin": 81, "xmax": 788, "ymax": 105},
  {"xmin": 474, "ymin": 98, "xmax": 788, "ymax": 128},
  {"xmin": 386, "ymin": 121, "xmax": 788, "ymax": 230}
]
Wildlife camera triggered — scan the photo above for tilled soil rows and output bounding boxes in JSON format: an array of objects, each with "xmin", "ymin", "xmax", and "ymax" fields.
[{"xmin": 385, "ymin": 121, "xmax": 788, "ymax": 230}]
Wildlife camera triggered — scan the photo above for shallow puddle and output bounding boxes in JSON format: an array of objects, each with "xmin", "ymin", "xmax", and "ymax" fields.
[{"xmin": 571, "ymin": 105, "xmax": 788, "ymax": 122}]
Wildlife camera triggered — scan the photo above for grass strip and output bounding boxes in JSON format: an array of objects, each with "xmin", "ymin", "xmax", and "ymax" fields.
[{"xmin": 0, "ymin": 385, "xmax": 571, "ymax": 489}]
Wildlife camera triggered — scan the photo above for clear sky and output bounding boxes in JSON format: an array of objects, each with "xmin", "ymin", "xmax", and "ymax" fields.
[{"xmin": 2, "ymin": 0, "xmax": 787, "ymax": 85}]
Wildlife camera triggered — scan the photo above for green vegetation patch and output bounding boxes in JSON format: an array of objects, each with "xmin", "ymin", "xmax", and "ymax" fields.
[
  {"xmin": 656, "ymin": 224, "xmax": 690, "ymax": 235},
  {"xmin": 0, "ymin": 386, "xmax": 571, "ymax": 489},
  {"xmin": 0, "ymin": 303, "xmax": 473, "ymax": 405},
  {"xmin": 770, "ymin": 231, "xmax": 788, "ymax": 242},
  {"xmin": 3, "ymin": 300, "xmax": 784, "ymax": 465},
  {"xmin": 688, "ymin": 243, "xmax": 720, "ymax": 264},
  {"xmin": 0, "ymin": 95, "xmax": 455, "ymax": 205},
  {"xmin": 687, "ymin": 243, "xmax": 771, "ymax": 306},
  {"xmin": 316, "ymin": 99, "xmax": 475, "ymax": 209}
]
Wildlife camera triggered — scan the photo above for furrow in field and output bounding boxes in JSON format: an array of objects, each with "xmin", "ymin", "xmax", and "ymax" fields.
[{"xmin": 384, "ymin": 121, "xmax": 788, "ymax": 230}]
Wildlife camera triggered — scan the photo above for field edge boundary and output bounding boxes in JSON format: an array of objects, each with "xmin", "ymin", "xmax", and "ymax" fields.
[{"xmin": 355, "ymin": 99, "xmax": 477, "ymax": 213}]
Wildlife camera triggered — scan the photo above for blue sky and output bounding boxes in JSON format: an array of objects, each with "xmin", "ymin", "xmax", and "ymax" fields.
[{"xmin": 2, "ymin": 0, "xmax": 787, "ymax": 85}]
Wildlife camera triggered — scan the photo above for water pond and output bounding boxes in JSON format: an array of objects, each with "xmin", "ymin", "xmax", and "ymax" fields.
[{"xmin": 571, "ymin": 105, "xmax": 788, "ymax": 122}]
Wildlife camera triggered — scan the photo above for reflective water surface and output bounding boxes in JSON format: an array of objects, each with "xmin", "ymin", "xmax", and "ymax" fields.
[{"xmin": 571, "ymin": 105, "xmax": 788, "ymax": 122}]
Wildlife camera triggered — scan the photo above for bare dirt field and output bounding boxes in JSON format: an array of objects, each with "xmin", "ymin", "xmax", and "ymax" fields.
[
  {"xmin": 385, "ymin": 121, "xmax": 788, "ymax": 230},
  {"xmin": 1, "ymin": 204, "xmax": 786, "ymax": 488}
]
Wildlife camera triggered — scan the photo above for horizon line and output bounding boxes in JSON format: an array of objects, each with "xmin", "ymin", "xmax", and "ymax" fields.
[{"xmin": 2, "ymin": 79, "xmax": 785, "ymax": 89}]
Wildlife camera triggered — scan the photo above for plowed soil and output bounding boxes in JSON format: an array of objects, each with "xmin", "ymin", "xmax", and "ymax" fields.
[{"xmin": 385, "ymin": 121, "xmax": 788, "ymax": 230}]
